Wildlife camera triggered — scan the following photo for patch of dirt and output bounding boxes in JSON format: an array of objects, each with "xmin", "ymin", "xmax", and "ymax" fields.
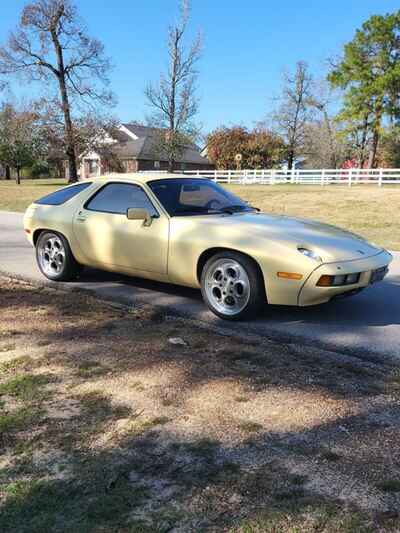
[{"xmin": 1, "ymin": 276, "xmax": 400, "ymax": 532}]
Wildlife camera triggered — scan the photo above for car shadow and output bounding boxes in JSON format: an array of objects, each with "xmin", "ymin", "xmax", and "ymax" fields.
[
  {"xmin": 75, "ymin": 267, "xmax": 204, "ymax": 301},
  {"xmin": 73, "ymin": 267, "xmax": 400, "ymax": 330},
  {"xmin": 255, "ymin": 276, "xmax": 400, "ymax": 328}
]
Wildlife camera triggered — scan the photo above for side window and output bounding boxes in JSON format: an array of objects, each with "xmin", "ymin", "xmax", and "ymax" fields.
[
  {"xmin": 86, "ymin": 183, "xmax": 158, "ymax": 216},
  {"xmin": 36, "ymin": 182, "xmax": 92, "ymax": 206}
]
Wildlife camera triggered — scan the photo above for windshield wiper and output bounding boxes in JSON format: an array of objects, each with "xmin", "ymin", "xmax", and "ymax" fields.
[
  {"xmin": 220, "ymin": 204, "xmax": 259, "ymax": 214},
  {"xmin": 173, "ymin": 205, "xmax": 259, "ymax": 216},
  {"xmin": 173, "ymin": 208, "xmax": 230, "ymax": 216}
]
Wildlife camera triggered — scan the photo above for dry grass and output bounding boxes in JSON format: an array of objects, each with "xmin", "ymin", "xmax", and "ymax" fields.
[
  {"xmin": 1, "ymin": 276, "xmax": 400, "ymax": 531},
  {"xmin": 225, "ymin": 184, "xmax": 400, "ymax": 250},
  {"xmin": 0, "ymin": 179, "xmax": 399, "ymax": 250},
  {"xmin": 0, "ymin": 179, "xmax": 66, "ymax": 212}
]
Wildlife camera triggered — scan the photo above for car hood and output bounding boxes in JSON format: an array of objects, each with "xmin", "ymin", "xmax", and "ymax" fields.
[{"xmin": 196, "ymin": 211, "xmax": 383, "ymax": 262}]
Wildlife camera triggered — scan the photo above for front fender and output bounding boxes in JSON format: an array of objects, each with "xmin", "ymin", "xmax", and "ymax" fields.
[{"xmin": 167, "ymin": 216, "xmax": 317, "ymax": 305}]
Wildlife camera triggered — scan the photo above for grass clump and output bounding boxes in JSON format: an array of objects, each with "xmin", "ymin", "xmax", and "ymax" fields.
[
  {"xmin": 184, "ymin": 438, "xmax": 220, "ymax": 458},
  {"xmin": 377, "ymin": 479, "xmax": 400, "ymax": 493},
  {"xmin": 142, "ymin": 416, "xmax": 170, "ymax": 429},
  {"xmin": 0, "ymin": 374, "xmax": 52, "ymax": 402},
  {"xmin": 231, "ymin": 500, "xmax": 373, "ymax": 533},
  {"xmin": 235, "ymin": 396, "xmax": 250, "ymax": 403},
  {"xmin": 320, "ymin": 449, "xmax": 341, "ymax": 462},
  {"xmin": 0, "ymin": 407, "xmax": 38, "ymax": 435},
  {"xmin": 239, "ymin": 421, "xmax": 263, "ymax": 433},
  {"xmin": 75, "ymin": 360, "xmax": 108, "ymax": 378},
  {"xmin": 130, "ymin": 380, "xmax": 146, "ymax": 392},
  {"xmin": 0, "ymin": 477, "xmax": 149, "ymax": 533},
  {"xmin": 0, "ymin": 356, "xmax": 34, "ymax": 373}
]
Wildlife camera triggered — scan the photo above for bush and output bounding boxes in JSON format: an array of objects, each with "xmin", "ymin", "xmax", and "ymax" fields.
[{"xmin": 28, "ymin": 161, "xmax": 51, "ymax": 179}]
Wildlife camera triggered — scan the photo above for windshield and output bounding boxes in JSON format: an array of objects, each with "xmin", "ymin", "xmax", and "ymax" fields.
[{"xmin": 147, "ymin": 178, "xmax": 254, "ymax": 217}]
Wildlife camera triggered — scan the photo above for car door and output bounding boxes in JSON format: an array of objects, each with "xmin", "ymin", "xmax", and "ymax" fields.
[{"xmin": 72, "ymin": 181, "xmax": 169, "ymax": 274}]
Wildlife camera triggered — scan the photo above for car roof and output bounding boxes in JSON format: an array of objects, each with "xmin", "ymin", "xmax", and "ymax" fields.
[{"xmin": 88, "ymin": 173, "xmax": 208, "ymax": 185}]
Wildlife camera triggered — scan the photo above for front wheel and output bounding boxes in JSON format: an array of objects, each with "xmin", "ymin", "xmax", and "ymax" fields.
[
  {"xmin": 36, "ymin": 231, "xmax": 81, "ymax": 282},
  {"xmin": 200, "ymin": 251, "xmax": 265, "ymax": 320}
]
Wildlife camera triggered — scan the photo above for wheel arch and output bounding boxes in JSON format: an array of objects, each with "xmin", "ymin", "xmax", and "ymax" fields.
[
  {"xmin": 33, "ymin": 228, "xmax": 48, "ymax": 246},
  {"xmin": 33, "ymin": 228, "xmax": 73, "ymax": 253},
  {"xmin": 33, "ymin": 228, "xmax": 62, "ymax": 246},
  {"xmin": 196, "ymin": 247, "xmax": 268, "ymax": 301}
]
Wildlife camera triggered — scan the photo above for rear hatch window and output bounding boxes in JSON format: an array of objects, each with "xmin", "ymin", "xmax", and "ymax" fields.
[{"xmin": 35, "ymin": 182, "xmax": 92, "ymax": 206}]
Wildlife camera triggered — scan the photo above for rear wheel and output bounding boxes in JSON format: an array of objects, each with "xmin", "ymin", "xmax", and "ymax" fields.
[
  {"xmin": 36, "ymin": 231, "xmax": 81, "ymax": 281},
  {"xmin": 200, "ymin": 251, "xmax": 265, "ymax": 320}
]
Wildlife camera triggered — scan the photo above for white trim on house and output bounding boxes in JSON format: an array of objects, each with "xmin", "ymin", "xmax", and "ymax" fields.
[
  {"xmin": 119, "ymin": 124, "xmax": 139, "ymax": 140},
  {"xmin": 200, "ymin": 146, "xmax": 208, "ymax": 157}
]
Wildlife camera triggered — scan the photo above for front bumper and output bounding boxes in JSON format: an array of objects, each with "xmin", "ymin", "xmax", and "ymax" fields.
[{"xmin": 298, "ymin": 250, "xmax": 393, "ymax": 306}]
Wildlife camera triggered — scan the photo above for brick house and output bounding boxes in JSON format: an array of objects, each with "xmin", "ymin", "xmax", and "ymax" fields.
[{"xmin": 80, "ymin": 123, "xmax": 213, "ymax": 179}]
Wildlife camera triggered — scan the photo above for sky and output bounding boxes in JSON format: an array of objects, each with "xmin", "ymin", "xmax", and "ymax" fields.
[{"xmin": 0, "ymin": 0, "xmax": 399, "ymax": 133}]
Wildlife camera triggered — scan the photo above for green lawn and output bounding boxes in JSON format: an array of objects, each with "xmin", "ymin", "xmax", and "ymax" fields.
[{"xmin": 1, "ymin": 179, "xmax": 399, "ymax": 250}]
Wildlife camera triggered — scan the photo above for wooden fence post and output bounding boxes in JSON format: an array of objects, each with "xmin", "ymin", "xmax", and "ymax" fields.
[{"xmin": 378, "ymin": 168, "xmax": 383, "ymax": 187}]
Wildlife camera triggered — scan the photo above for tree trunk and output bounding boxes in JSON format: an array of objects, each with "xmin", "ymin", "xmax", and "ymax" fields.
[
  {"xmin": 322, "ymin": 110, "xmax": 337, "ymax": 168},
  {"xmin": 287, "ymin": 150, "xmax": 294, "ymax": 170},
  {"xmin": 16, "ymin": 168, "xmax": 20, "ymax": 185},
  {"xmin": 51, "ymin": 30, "xmax": 78, "ymax": 183},
  {"xmin": 367, "ymin": 105, "xmax": 382, "ymax": 169},
  {"xmin": 56, "ymin": 160, "xmax": 63, "ymax": 179},
  {"xmin": 368, "ymin": 130, "xmax": 379, "ymax": 169},
  {"xmin": 359, "ymin": 118, "xmax": 369, "ymax": 168},
  {"xmin": 5, "ymin": 165, "xmax": 10, "ymax": 180}
]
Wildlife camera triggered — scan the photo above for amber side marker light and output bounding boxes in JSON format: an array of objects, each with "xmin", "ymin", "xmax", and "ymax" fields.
[
  {"xmin": 317, "ymin": 275, "xmax": 333, "ymax": 287},
  {"xmin": 277, "ymin": 272, "xmax": 303, "ymax": 280},
  {"xmin": 24, "ymin": 229, "xmax": 31, "ymax": 234}
]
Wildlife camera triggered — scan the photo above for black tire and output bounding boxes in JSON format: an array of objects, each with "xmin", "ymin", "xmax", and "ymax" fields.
[
  {"xmin": 36, "ymin": 231, "xmax": 81, "ymax": 282},
  {"xmin": 200, "ymin": 251, "xmax": 265, "ymax": 320}
]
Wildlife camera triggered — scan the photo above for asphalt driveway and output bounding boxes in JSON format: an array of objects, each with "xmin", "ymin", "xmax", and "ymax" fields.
[{"xmin": 1, "ymin": 210, "xmax": 399, "ymax": 360}]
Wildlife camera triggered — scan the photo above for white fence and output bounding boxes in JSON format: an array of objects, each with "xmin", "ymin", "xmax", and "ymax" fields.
[{"xmin": 183, "ymin": 168, "xmax": 400, "ymax": 186}]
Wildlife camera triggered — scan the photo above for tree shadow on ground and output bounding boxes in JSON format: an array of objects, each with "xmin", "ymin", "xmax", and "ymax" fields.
[{"xmin": 1, "ymin": 279, "xmax": 400, "ymax": 532}]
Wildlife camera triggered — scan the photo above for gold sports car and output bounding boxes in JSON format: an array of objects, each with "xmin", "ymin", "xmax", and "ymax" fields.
[{"xmin": 24, "ymin": 173, "xmax": 392, "ymax": 320}]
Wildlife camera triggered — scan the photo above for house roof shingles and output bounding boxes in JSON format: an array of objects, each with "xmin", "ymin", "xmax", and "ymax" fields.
[{"xmin": 109, "ymin": 123, "xmax": 210, "ymax": 165}]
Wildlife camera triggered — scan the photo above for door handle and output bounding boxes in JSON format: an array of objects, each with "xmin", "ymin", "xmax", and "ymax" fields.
[{"xmin": 76, "ymin": 211, "xmax": 87, "ymax": 222}]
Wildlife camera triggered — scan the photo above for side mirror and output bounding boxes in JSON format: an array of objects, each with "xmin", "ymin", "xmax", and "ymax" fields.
[{"xmin": 126, "ymin": 208, "xmax": 152, "ymax": 226}]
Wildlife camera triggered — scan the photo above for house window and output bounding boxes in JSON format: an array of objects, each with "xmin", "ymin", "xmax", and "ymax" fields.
[
  {"xmin": 154, "ymin": 160, "xmax": 160, "ymax": 169},
  {"xmin": 88, "ymin": 159, "xmax": 99, "ymax": 176}
]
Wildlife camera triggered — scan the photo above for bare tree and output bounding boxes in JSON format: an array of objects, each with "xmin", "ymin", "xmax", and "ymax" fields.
[
  {"xmin": 306, "ymin": 82, "xmax": 345, "ymax": 168},
  {"xmin": 0, "ymin": 0, "xmax": 113, "ymax": 183},
  {"xmin": 35, "ymin": 96, "xmax": 119, "ymax": 172},
  {"xmin": 303, "ymin": 120, "xmax": 349, "ymax": 169},
  {"xmin": 272, "ymin": 61, "xmax": 314, "ymax": 170},
  {"xmin": 145, "ymin": 0, "xmax": 202, "ymax": 172}
]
